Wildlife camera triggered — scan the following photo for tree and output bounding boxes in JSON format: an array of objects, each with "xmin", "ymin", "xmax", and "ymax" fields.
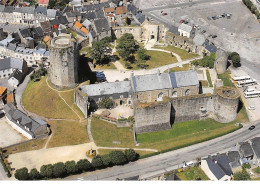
[
  {"xmin": 53, "ymin": 162, "xmax": 66, "ymax": 178},
  {"xmin": 233, "ymin": 170, "xmax": 250, "ymax": 180},
  {"xmin": 14, "ymin": 167, "xmax": 29, "ymax": 180},
  {"xmin": 98, "ymin": 97, "xmax": 114, "ymax": 109},
  {"xmin": 116, "ymin": 33, "xmax": 139, "ymax": 61},
  {"xmin": 65, "ymin": 161, "xmax": 78, "ymax": 175},
  {"xmin": 101, "ymin": 155, "xmax": 112, "ymax": 167},
  {"xmin": 90, "ymin": 37, "xmax": 111, "ymax": 64},
  {"xmin": 29, "ymin": 168, "xmax": 41, "ymax": 180},
  {"xmin": 40, "ymin": 164, "xmax": 53, "ymax": 179},
  {"xmin": 230, "ymin": 52, "xmax": 241, "ymax": 67},
  {"xmin": 77, "ymin": 159, "xmax": 92, "ymax": 172},
  {"xmin": 109, "ymin": 150, "xmax": 127, "ymax": 165},
  {"xmin": 91, "ymin": 156, "xmax": 104, "ymax": 169},
  {"xmin": 125, "ymin": 149, "xmax": 138, "ymax": 162},
  {"xmin": 137, "ymin": 48, "xmax": 150, "ymax": 61}
]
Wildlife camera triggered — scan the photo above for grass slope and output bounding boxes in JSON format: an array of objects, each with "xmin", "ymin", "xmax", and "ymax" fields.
[
  {"xmin": 47, "ymin": 120, "xmax": 89, "ymax": 148},
  {"xmin": 22, "ymin": 77, "xmax": 78, "ymax": 119}
]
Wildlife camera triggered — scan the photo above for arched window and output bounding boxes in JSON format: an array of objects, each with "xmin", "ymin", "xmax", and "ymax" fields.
[
  {"xmin": 172, "ymin": 91, "xmax": 177, "ymax": 98},
  {"xmin": 185, "ymin": 89, "xmax": 190, "ymax": 96},
  {"xmin": 157, "ymin": 92, "xmax": 163, "ymax": 101}
]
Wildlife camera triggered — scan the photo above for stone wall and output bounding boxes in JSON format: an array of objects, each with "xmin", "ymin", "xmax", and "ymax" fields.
[
  {"xmin": 75, "ymin": 87, "xmax": 89, "ymax": 118},
  {"xmin": 113, "ymin": 26, "xmax": 143, "ymax": 42}
]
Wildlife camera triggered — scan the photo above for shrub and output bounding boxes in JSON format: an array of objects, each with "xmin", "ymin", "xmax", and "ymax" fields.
[
  {"xmin": 91, "ymin": 156, "xmax": 104, "ymax": 169},
  {"xmin": 53, "ymin": 162, "xmax": 66, "ymax": 178},
  {"xmin": 65, "ymin": 161, "xmax": 78, "ymax": 175},
  {"xmin": 230, "ymin": 52, "xmax": 240, "ymax": 67},
  {"xmin": 98, "ymin": 97, "xmax": 114, "ymax": 109},
  {"xmin": 109, "ymin": 150, "xmax": 127, "ymax": 165},
  {"xmin": 234, "ymin": 170, "xmax": 250, "ymax": 180},
  {"xmin": 242, "ymin": 163, "xmax": 251, "ymax": 170},
  {"xmin": 15, "ymin": 167, "xmax": 30, "ymax": 180},
  {"xmin": 77, "ymin": 159, "xmax": 92, "ymax": 172},
  {"xmin": 137, "ymin": 48, "xmax": 150, "ymax": 61},
  {"xmin": 125, "ymin": 149, "xmax": 138, "ymax": 162},
  {"xmin": 254, "ymin": 166, "xmax": 260, "ymax": 174},
  {"xmin": 101, "ymin": 155, "xmax": 112, "ymax": 167},
  {"xmin": 40, "ymin": 164, "xmax": 53, "ymax": 179},
  {"xmin": 29, "ymin": 168, "xmax": 41, "ymax": 180}
]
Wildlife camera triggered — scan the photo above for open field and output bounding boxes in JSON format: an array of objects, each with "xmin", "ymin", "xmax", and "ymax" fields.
[
  {"xmin": 154, "ymin": 45, "xmax": 199, "ymax": 60},
  {"xmin": 22, "ymin": 77, "xmax": 78, "ymax": 120},
  {"xmin": 118, "ymin": 50, "xmax": 178, "ymax": 70},
  {"xmin": 176, "ymin": 167, "xmax": 209, "ymax": 180},
  {"xmin": 46, "ymin": 120, "xmax": 89, "ymax": 148},
  {"xmin": 97, "ymin": 149, "xmax": 154, "ymax": 158},
  {"xmin": 137, "ymin": 113, "xmax": 246, "ymax": 152},
  {"xmin": 91, "ymin": 117, "xmax": 136, "ymax": 148}
]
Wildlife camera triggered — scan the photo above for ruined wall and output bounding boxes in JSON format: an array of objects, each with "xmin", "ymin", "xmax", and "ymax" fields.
[
  {"xmin": 75, "ymin": 87, "xmax": 89, "ymax": 118},
  {"xmin": 134, "ymin": 102, "xmax": 171, "ymax": 134},
  {"xmin": 113, "ymin": 26, "xmax": 143, "ymax": 42},
  {"xmin": 215, "ymin": 49, "xmax": 228, "ymax": 74}
]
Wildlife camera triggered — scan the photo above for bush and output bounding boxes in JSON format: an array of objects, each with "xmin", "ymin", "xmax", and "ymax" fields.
[
  {"xmin": 109, "ymin": 150, "xmax": 127, "ymax": 165},
  {"xmin": 192, "ymin": 53, "xmax": 215, "ymax": 68},
  {"xmin": 101, "ymin": 155, "xmax": 112, "ymax": 167},
  {"xmin": 65, "ymin": 161, "xmax": 78, "ymax": 175},
  {"xmin": 137, "ymin": 48, "xmax": 150, "ymax": 61},
  {"xmin": 230, "ymin": 52, "xmax": 240, "ymax": 67},
  {"xmin": 15, "ymin": 167, "xmax": 30, "ymax": 180},
  {"xmin": 53, "ymin": 162, "xmax": 66, "ymax": 178},
  {"xmin": 77, "ymin": 159, "xmax": 92, "ymax": 172},
  {"xmin": 98, "ymin": 97, "xmax": 114, "ymax": 109},
  {"xmin": 125, "ymin": 149, "xmax": 138, "ymax": 162},
  {"xmin": 0, "ymin": 157, "xmax": 11, "ymax": 177},
  {"xmin": 234, "ymin": 170, "xmax": 250, "ymax": 180},
  {"xmin": 254, "ymin": 166, "xmax": 260, "ymax": 174},
  {"xmin": 40, "ymin": 164, "xmax": 53, "ymax": 179},
  {"xmin": 242, "ymin": 163, "xmax": 251, "ymax": 170},
  {"xmin": 91, "ymin": 155, "xmax": 104, "ymax": 169},
  {"xmin": 29, "ymin": 168, "xmax": 41, "ymax": 180}
]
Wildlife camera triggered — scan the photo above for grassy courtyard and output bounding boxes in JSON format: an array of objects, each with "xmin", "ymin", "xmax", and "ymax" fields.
[
  {"xmin": 176, "ymin": 167, "xmax": 209, "ymax": 180},
  {"xmin": 154, "ymin": 45, "xmax": 199, "ymax": 60},
  {"xmin": 47, "ymin": 120, "xmax": 89, "ymax": 148},
  {"xmin": 22, "ymin": 77, "xmax": 78, "ymax": 120},
  {"xmin": 118, "ymin": 50, "xmax": 178, "ymax": 70},
  {"xmin": 218, "ymin": 70, "xmax": 235, "ymax": 87}
]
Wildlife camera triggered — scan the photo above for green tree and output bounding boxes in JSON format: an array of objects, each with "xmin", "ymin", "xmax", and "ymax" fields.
[
  {"xmin": 101, "ymin": 155, "xmax": 112, "ymax": 167},
  {"xmin": 109, "ymin": 150, "xmax": 127, "ymax": 165},
  {"xmin": 29, "ymin": 168, "xmax": 41, "ymax": 180},
  {"xmin": 40, "ymin": 164, "xmax": 53, "ymax": 179},
  {"xmin": 53, "ymin": 162, "xmax": 66, "ymax": 178},
  {"xmin": 65, "ymin": 161, "xmax": 78, "ymax": 175},
  {"xmin": 91, "ymin": 156, "xmax": 104, "ymax": 169},
  {"xmin": 234, "ymin": 170, "xmax": 250, "ymax": 180},
  {"xmin": 137, "ymin": 48, "xmax": 150, "ymax": 61},
  {"xmin": 98, "ymin": 97, "xmax": 114, "ymax": 109},
  {"xmin": 90, "ymin": 37, "xmax": 111, "ymax": 64},
  {"xmin": 230, "ymin": 52, "xmax": 241, "ymax": 67},
  {"xmin": 14, "ymin": 167, "xmax": 29, "ymax": 180},
  {"xmin": 77, "ymin": 159, "xmax": 92, "ymax": 172},
  {"xmin": 125, "ymin": 149, "xmax": 138, "ymax": 162},
  {"xmin": 116, "ymin": 33, "xmax": 139, "ymax": 61}
]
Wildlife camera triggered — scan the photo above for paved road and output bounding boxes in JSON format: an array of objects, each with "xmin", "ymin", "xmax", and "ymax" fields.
[{"xmin": 66, "ymin": 121, "xmax": 260, "ymax": 180}]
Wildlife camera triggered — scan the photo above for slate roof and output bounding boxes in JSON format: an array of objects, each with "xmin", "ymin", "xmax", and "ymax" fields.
[
  {"xmin": 93, "ymin": 18, "xmax": 111, "ymax": 33},
  {"xmin": 205, "ymin": 158, "xmax": 227, "ymax": 180},
  {"xmin": 132, "ymin": 70, "xmax": 199, "ymax": 92},
  {"xmin": 127, "ymin": 4, "xmax": 138, "ymax": 14},
  {"xmin": 227, "ymin": 151, "xmax": 241, "ymax": 168},
  {"xmin": 33, "ymin": 27, "xmax": 44, "ymax": 38},
  {"xmin": 4, "ymin": 6, "xmax": 14, "ymax": 13},
  {"xmin": 203, "ymin": 41, "xmax": 217, "ymax": 53},
  {"xmin": 216, "ymin": 49, "xmax": 228, "ymax": 61},
  {"xmin": 14, "ymin": 7, "xmax": 35, "ymax": 14},
  {"xmin": 239, "ymin": 142, "xmax": 254, "ymax": 158},
  {"xmin": 0, "ymin": 5, "xmax": 5, "ymax": 12},
  {"xmin": 0, "ymin": 58, "xmax": 24, "ymax": 71},
  {"xmin": 80, "ymin": 81, "xmax": 132, "ymax": 96},
  {"xmin": 0, "ymin": 38, "xmax": 14, "ymax": 47},
  {"xmin": 135, "ymin": 12, "xmax": 145, "ymax": 24},
  {"xmin": 169, "ymin": 26, "xmax": 180, "ymax": 35},
  {"xmin": 178, "ymin": 23, "xmax": 192, "ymax": 33},
  {"xmin": 35, "ymin": 6, "xmax": 47, "ymax": 15},
  {"xmin": 211, "ymin": 154, "xmax": 233, "ymax": 176},
  {"xmin": 6, "ymin": 43, "xmax": 16, "ymax": 51},
  {"xmin": 47, "ymin": 9, "xmax": 58, "ymax": 19},
  {"xmin": 251, "ymin": 137, "xmax": 260, "ymax": 158},
  {"xmin": 82, "ymin": 19, "xmax": 91, "ymax": 28},
  {"xmin": 9, "ymin": 69, "xmax": 23, "ymax": 82},
  {"xmin": 95, "ymin": 10, "xmax": 105, "ymax": 19},
  {"xmin": 19, "ymin": 28, "xmax": 32, "ymax": 38},
  {"xmin": 193, "ymin": 33, "xmax": 206, "ymax": 46}
]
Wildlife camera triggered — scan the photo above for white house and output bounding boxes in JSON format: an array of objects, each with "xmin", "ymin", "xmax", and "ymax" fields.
[{"xmin": 178, "ymin": 23, "xmax": 193, "ymax": 38}]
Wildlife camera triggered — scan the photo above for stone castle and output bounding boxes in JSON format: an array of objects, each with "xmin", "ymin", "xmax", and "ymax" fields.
[{"xmin": 48, "ymin": 34, "xmax": 79, "ymax": 89}]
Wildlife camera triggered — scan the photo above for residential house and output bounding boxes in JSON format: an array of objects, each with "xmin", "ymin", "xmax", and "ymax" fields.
[
  {"xmin": 64, "ymin": 11, "xmax": 82, "ymax": 23},
  {"xmin": 0, "ymin": 37, "xmax": 15, "ymax": 58},
  {"xmin": 239, "ymin": 142, "xmax": 254, "ymax": 161},
  {"xmin": 34, "ymin": 6, "xmax": 48, "ymax": 24},
  {"xmin": 17, "ymin": 28, "xmax": 34, "ymax": 48},
  {"xmin": 8, "ymin": 69, "xmax": 24, "ymax": 88},
  {"xmin": 115, "ymin": 6, "xmax": 127, "ymax": 26},
  {"xmin": 14, "ymin": 47, "xmax": 36, "ymax": 66},
  {"xmin": 178, "ymin": 23, "xmax": 194, "ymax": 38},
  {"xmin": 4, "ymin": 103, "xmax": 49, "ymax": 139},
  {"xmin": 73, "ymin": 21, "xmax": 89, "ymax": 37},
  {"xmin": 201, "ymin": 154, "xmax": 233, "ymax": 181},
  {"xmin": 14, "ymin": 7, "xmax": 35, "ymax": 25},
  {"xmin": 0, "ymin": 57, "xmax": 28, "ymax": 79},
  {"xmin": 38, "ymin": 0, "xmax": 49, "ymax": 8},
  {"xmin": 227, "ymin": 151, "xmax": 242, "ymax": 172},
  {"xmin": 92, "ymin": 18, "xmax": 111, "ymax": 40},
  {"xmin": 0, "ymin": 87, "xmax": 7, "ymax": 109},
  {"xmin": 251, "ymin": 137, "xmax": 260, "ymax": 164}
]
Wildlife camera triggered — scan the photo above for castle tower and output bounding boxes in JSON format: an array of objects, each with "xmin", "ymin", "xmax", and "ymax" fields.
[
  {"xmin": 215, "ymin": 49, "xmax": 228, "ymax": 74},
  {"xmin": 49, "ymin": 34, "xmax": 79, "ymax": 89}
]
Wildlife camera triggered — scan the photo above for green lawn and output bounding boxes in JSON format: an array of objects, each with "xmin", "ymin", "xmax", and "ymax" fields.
[
  {"xmin": 218, "ymin": 71, "xmax": 235, "ymax": 87},
  {"xmin": 206, "ymin": 69, "xmax": 213, "ymax": 87},
  {"xmin": 91, "ymin": 117, "xmax": 136, "ymax": 148},
  {"xmin": 97, "ymin": 149, "xmax": 154, "ymax": 157},
  {"xmin": 47, "ymin": 120, "xmax": 89, "ymax": 148},
  {"xmin": 154, "ymin": 45, "xmax": 199, "ymax": 60},
  {"xmin": 22, "ymin": 77, "xmax": 78, "ymax": 120},
  {"xmin": 176, "ymin": 167, "xmax": 209, "ymax": 180},
  {"xmin": 117, "ymin": 50, "xmax": 178, "ymax": 70}
]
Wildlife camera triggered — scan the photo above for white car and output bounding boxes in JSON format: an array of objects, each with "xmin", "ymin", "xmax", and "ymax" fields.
[{"xmin": 248, "ymin": 106, "xmax": 256, "ymax": 110}]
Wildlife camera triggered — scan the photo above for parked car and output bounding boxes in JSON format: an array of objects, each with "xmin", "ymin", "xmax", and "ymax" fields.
[
  {"xmin": 249, "ymin": 125, "xmax": 255, "ymax": 130},
  {"xmin": 201, "ymin": 30, "xmax": 206, "ymax": 33},
  {"xmin": 179, "ymin": 19, "xmax": 185, "ymax": 23},
  {"xmin": 184, "ymin": 20, "xmax": 189, "ymax": 24},
  {"xmin": 162, "ymin": 13, "xmax": 168, "ymax": 16},
  {"xmin": 212, "ymin": 35, "xmax": 217, "ymax": 38},
  {"xmin": 248, "ymin": 106, "xmax": 256, "ymax": 110}
]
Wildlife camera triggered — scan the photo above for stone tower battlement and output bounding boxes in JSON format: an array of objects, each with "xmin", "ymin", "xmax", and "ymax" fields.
[{"xmin": 49, "ymin": 34, "xmax": 79, "ymax": 89}]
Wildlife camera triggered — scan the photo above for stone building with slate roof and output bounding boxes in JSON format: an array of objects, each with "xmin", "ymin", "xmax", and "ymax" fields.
[{"xmin": 4, "ymin": 103, "xmax": 49, "ymax": 139}]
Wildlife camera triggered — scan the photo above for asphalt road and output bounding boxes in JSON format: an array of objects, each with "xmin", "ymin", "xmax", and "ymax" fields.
[{"xmin": 66, "ymin": 121, "xmax": 260, "ymax": 180}]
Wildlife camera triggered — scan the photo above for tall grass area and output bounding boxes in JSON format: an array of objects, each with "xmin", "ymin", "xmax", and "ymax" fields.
[{"xmin": 206, "ymin": 69, "xmax": 213, "ymax": 87}]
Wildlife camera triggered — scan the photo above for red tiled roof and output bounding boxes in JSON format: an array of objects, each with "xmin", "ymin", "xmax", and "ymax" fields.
[
  {"xmin": 38, "ymin": 0, "xmax": 49, "ymax": 4},
  {"xmin": 105, "ymin": 7, "xmax": 115, "ymax": 13},
  {"xmin": 6, "ymin": 93, "xmax": 14, "ymax": 104},
  {"xmin": 0, "ymin": 87, "xmax": 7, "ymax": 96},
  {"xmin": 74, "ymin": 21, "xmax": 83, "ymax": 29},
  {"xmin": 116, "ymin": 6, "xmax": 127, "ymax": 15},
  {"xmin": 80, "ymin": 27, "xmax": 89, "ymax": 34}
]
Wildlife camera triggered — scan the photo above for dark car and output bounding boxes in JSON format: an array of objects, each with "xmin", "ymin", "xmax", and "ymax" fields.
[
  {"xmin": 212, "ymin": 35, "xmax": 217, "ymax": 38},
  {"xmin": 162, "ymin": 13, "xmax": 168, "ymax": 16},
  {"xmin": 249, "ymin": 125, "xmax": 255, "ymax": 130},
  {"xmin": 201, "ymin": 30, "xmax": 206, "ymax": 33}
]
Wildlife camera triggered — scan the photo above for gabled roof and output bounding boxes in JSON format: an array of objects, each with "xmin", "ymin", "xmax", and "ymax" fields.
[
  {"xmin": 116, "ymin": 6, "xmax": 127, "ymax": 15},
  {"xmin": 0, "ymin": 58, "xmax": 24, "ymax": 71},
  {"xmin": 0, "ymin": 87, "xmax": 7, "ymax": 96},
  {"xmin": 169, "ymin": 26, "xmax": 180, "ymax": 35},
  {"xmin": 251, "ymin": 137, "xmax": 260, "ymax": 158},
  {"xmin": 105, "ymin": 7, "xmax": 115, "ymax": 13},
  {"xmin": 173, "ymin": 70, "xmax": 199, "ymax": 87},
  {"xmin": 9, "ymin": 69, "xmax": 23, "ymax": 82},
  {"xmin": 4, "ymin": 6, "xmax": 14, "ymax": 13},
  {"xmin": 35, "ymin": 6, "xmax": 47, "ymax": 15},
  {"xmin": 178, "ymin": 23, "xmax": 193, "ymax": 33},
  {"xmin": 239, "ymin": 142, "xmax": 254, "ymax": 158},
  {"xmin": 33, "ymin": 27, "xmax": 44, "ymax": 37},
  {"xmin": 96, "ymin": 10, "xmax": 105, "ymax": 19},
  {"xmin": 74, "ymin": 21, "xmax": 83, "ymax": 29},
  {"xmin": 205, "ymin": 158, "xmax": 226, "ymax": 180},
  {"xmin": 80, "ymin": 27, "xmax": 89, "ymax": 34},
  {"xmin": 193, "ymin": 33, "xmax": 206, "ymax": 46},
  {"xmin": 135, "ymin": 12, "xmax": 145, "ymax": 24},
  {"xmin": 38, "ymin": 0, "xmax": 49, "ymax": 4},
  {"xmin": 19, "ymin": 28, "xmax": 32, "ymax": 38},
  {"xmin": 93, "ymin": 18, "xmax": 111, "ymax": 33},
  {"xmin": 127, "ymin": 4, "xmax": 138, "ymax": 14},
  {"xmin": 6, "ymin": 43, "xmax": 16, "ymax": 51},
  {"xmin": 82, "ymin": 19, "xmax": 91, "ymax": 28},
  {"xmin": 227, "ymin": 151, "xmax": 241, "ymax": 168}
]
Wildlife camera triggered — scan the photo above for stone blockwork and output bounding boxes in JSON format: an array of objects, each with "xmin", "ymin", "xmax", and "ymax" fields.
[
  {"xmin": 49, "ymin": 34, "xmax": 79, "ymax": 89},
  {"xmin": 134, "ymin": 87, "xmax": 240, "ymax": 134},
  {"xmin": 134, "ymin": 102, "xmax": 171, "ymax": 134},
  {"xmin": 75, "ymin": 87, "xmax": 89, "ymax": 118},
  {"xmin": 215, "ymin": 49, "xmax": 228, "ymax": 74}
]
